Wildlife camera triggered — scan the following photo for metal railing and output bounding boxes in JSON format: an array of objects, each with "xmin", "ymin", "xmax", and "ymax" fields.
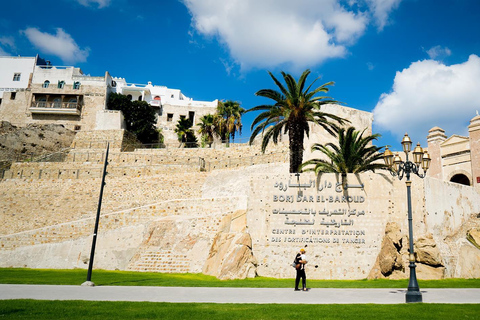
[
  {"xmin": 72, "ymin": 140, "xmax": 123, "ymax": 150},
  {"xmin": 33, "ymin": 148, "xmax": 71, "ymax": 163},
  {"xmin": 74, "ymin": 140, "xmax": 253, "ymax": 151},
  {"xmin": 0, "ymin": 148, "xmax": 72, "ymax": 167},
  {"xmin": 31, "ymin": 101, "xmax": 82, "ymax": 110},
  {"xmin": 0, "ymin": 137, "xmax": 289, "ymax": 180},
  {"xmin": 149, "ymin": 100, "xmax": 162, "ymax": 107},
  {"xmin": 136, "ymin": 139, "xmax": 256, "ymax": 150},
  {"xmin": 0, "ymin": 152, "xmax": 36, "ymax": 166},
  {"xmin": 1, "ymin": 162, "xmax": 204, "ymax": 180},
  {"xmin": 202, "ymin": 151, "xmax": 288, "ymax": 171}
]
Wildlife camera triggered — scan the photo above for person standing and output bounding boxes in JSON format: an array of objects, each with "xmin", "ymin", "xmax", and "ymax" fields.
[{"xmin": 294, "ymin": 248, "xmax": 308, "ymax": 291}]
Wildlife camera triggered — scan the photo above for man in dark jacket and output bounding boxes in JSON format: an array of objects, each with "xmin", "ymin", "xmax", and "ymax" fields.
[{"xmin": 294, "ymin": 248, "xmax": 308, "ymax": 291}]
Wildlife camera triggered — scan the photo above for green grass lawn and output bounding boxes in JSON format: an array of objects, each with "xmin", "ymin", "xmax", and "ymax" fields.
[
  {"xmin": 0, "ymin": 300, "xmax": 479, "ymax": 320},
  {"xmin": 1, "ymin": 268, "xmax": 479, "ymax": 288},
  {"xmin": 1, "ymin": 268, "xmax": 479, "ymax": 319}
]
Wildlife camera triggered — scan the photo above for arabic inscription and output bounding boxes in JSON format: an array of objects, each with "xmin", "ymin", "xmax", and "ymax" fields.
[{"xmin": 270, "ymin": 176, "xmax": 368, "ymax": 245}]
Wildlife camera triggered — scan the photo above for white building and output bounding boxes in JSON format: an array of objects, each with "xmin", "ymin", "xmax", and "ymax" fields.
[
  {"xmin": 0, "ymin": 55, "xmax": 218, "ymax": 144},
  {"xmin": 0, "ymin": 55, "xmax": 39, "ymax": 106},
  {"xmin": 112, "ymin": 78, "xmax": 218, "ymax": 144},
  {"xmin": 0, "ymin": 55, "xmax": 118, "ymax": 131}
]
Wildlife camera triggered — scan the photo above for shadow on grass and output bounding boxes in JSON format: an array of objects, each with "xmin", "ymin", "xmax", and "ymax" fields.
[{"xmin": 98, "ymin": 278, "xmax": 163, "ymax": 286}]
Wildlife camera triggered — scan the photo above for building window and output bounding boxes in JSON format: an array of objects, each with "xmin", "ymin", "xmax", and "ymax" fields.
[
  {"xmin": 53, "ymin": 98, "xmax": 62, "ymax": 108},
  {"xmin": 450, "ymin": 174, "xmax": 470, "ymax": 186},
  {"xmin": 67, "ymin": 98, "xmax": 77, "ymax": 108},
  {"xmin": 10, "ymin": 92, "xmax": 16, "ymax": 100},
  {"xmin": 188, "ymin": 111, "xmax": 195, "ymax": 124},
  {"xmin": 43, "ymin": 80, "xmax": 50, "ymax": 88},
  {"xmin": 58, "ymin": 81, "xmax": 65, "ymax": 89},
  {"xmin": 74, "ymin": 125, "xmax": 81, "ymax": 131},
  {"xmin": 167, "ymin": 113, "xmax": 173, "ymax": 122},
  {"xmin": 37, "ymin": 97, "xmax": 47, "ymax": 108},
  {"xmin": 180, "ymin": 115, "xmax": 186, "ymax": 120},
  {"xmin": 13, "ymin": 73, "xmax": 21, "ymax": 81},
  {"xmin": 138, "ymin": 96, "xmax": 142, "ymax": 101},
  {"xmin": 0, "ymin": 98, "xmax": 2, "ymax": 106},
  {"xmin": 127, "ymin": 94, "xmax": 132, "ymax": 101},
  {"xmin": 171, "ymin": 94, "xmax": 174, "ymax": 98},
  {"xmin": 73, "ymin": 81, "xmax": 80, "ymax": 89}
]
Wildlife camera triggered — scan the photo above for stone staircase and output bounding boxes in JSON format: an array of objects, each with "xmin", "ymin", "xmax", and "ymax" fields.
[
  {"xmin": 0, "ymin": 129, "xmax": 280, "ymax": 273},
  {"xmin": 0, "ymin": 196, "xmax": 238, "ymax": 250}
]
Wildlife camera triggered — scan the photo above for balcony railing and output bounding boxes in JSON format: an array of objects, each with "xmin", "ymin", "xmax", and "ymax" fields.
[
  {"xmin": 30, "ymin": 101, "xmax": 82, "ymax": 115},
  {"xmin": 149, "ymin": 100, "xmax": 162, "ymax": 107}
]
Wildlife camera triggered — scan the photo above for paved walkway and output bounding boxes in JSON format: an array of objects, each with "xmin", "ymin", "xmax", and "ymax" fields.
[{"xmin": 1, "ymin": 285, "xmax": 480, "ymax": 304}]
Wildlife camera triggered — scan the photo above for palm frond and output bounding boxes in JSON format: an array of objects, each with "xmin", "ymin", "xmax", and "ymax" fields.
[
  {"xmin": 247, "ymin": 69, "xmax": 347, "ymax": 173},
  {"xmin": 302, "ymin": 126, "xmax": 389, "ymax": 175}
]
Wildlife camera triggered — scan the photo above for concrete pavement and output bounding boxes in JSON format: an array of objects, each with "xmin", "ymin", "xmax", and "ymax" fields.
[{"xmin": 1, "ymin": 285, "xmax": 480, "ymax": 304}]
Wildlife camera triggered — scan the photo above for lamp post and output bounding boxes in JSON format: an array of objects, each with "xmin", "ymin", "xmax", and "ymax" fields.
[
  {"xmin": 383, "ymin": 133, "xmax": 431, "ymax": 303},
  {"xmin": 82, "ymin": 142, "xmax": 110, "ymax": 287}
]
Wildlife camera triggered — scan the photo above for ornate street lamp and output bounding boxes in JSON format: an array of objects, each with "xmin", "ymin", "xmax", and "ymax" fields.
[{"xmin": 383, "ymin": 133, "xmax": 431, "ymax": 303}]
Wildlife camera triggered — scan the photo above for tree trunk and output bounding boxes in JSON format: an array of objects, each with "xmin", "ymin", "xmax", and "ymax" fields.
[
  {"xmin": 341, "ymin": 172, "xmax": 347, "ymax": 190},
  {"xmin": 288, "ymin": 121, "xmax": 304, "ymax": 173}
]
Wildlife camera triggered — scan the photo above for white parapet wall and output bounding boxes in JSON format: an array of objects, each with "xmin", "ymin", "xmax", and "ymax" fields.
[{"xmin": 95, "ymin": 110, "xmax": 125, "ymax": 130}]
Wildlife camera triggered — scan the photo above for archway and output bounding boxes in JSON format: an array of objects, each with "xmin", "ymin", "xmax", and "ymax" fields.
[{"xmin": 450, "ymin": 174, "xmax": 470, "ymax": 186}]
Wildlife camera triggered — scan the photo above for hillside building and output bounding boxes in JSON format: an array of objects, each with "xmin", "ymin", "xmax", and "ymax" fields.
[
  {"xmin": 0, "ymin": 55, "xmax": 116, "ymax": 131},
  {"xmin": 0, "ymin": 55, "xmax": 218, "ymax": 144},
  {"xmin": 111, "ymin": 78, "xmax": 218, "ymax": 143}
]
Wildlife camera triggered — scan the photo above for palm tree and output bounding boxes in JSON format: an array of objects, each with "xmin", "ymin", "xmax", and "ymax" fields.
[
  {"xmin": 217, "ymin": 100, "xmax": 245, "ymax": 145},
  {"xmin": 301, "ymin": 127, "xmax": 389, "ymax": 183},
  {"xmin": 197, "ymin": 114, "xmax": 216, "ymax": 147},
  {"xmin": 175, "ymin": 118, "xmax": 197, "ymax": 148},
  {"xmin": 248, "ymin": 69, "xmax": 347, "ymax": 173}
]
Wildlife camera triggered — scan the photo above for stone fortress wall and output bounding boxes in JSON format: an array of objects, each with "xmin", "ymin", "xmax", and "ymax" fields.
[
  {"xmin": 1, "ymin": 126, "xmax": 479, "ymax": 280},
  {"xmin": 242, "ymin": 169, "xmax": 480, "ymax": 280},
  {"xmin": 0, "ymin": 129, "xmax": 280, "ymax": 277}
]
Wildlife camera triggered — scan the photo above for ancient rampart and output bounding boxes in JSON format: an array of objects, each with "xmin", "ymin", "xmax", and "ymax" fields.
[{"xmin": 1, "ymin": 130, "xmax": 479, "ymax": 280}]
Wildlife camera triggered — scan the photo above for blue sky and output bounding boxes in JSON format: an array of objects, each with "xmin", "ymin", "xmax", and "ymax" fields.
[{"xmin": 1, "ymin": 0, "xmax": 480, "ymax": 149}]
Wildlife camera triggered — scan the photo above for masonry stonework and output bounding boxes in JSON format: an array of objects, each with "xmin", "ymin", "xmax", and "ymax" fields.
[{"xmin": 1, "ymin": 127, "xmax": 479, "ymax": 279}]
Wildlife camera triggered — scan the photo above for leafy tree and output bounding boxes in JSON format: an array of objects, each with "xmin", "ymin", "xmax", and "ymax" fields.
[
  {"xmin": 107, "ymin": 93, "xmax": 158, "ymax": 144},
  {"xmin": 216, "ymin": 100, "xmax": 245, "ymax": 145},
  {"xmin": 175, "ymin": 118, "xmax": 198, "ymax": 148},
  {"xmin": 301, "ymin": 127, "xmax": 389, "ymax": 182},
  {"xmin": 248, "ymin": 69, "xmax": 347, "ymax": 173},
  {"xmin": 107, "ymin": 92, "xmax": 131, "ymax": 112},
  {"xmin": 129, "ymin": 101, "xmax": 159, "ymax": 143}
]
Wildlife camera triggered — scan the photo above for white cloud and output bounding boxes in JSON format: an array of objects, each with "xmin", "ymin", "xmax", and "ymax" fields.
[
  {"xmin": 0, "ymin": 47, "xmax": 9, "ymax": 56},
  {"xmin": 76, "ymin": 0, "xmax": 111, "ymax": 9},
  {"xmin": 426, "ymin": 45, "xmax": 452, "ymax": 60},
  {"xmin": 182, "ymin": 0, "xmax": 400, "ymax": 72},
  {"xmin": 21, "ymin": 28, "xmax": 90, "ymax": 64},
  {"xmin": 0, "ymin": 36, "xmax": 14, "ymax": 56},
  {"xmin": 220, "ymin": 58, "xmax": 234, "ymax": 76},
  {"xmin": 0, "ymin": 36, "xmax": 15, "ymax": 49},
  {"xmin": 365, "ymin": 0, "xmax": 402, "ymax": 30},
  {"xmin": 373, "ymin": 55, "xmax": 480, "ymax": 144}
]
